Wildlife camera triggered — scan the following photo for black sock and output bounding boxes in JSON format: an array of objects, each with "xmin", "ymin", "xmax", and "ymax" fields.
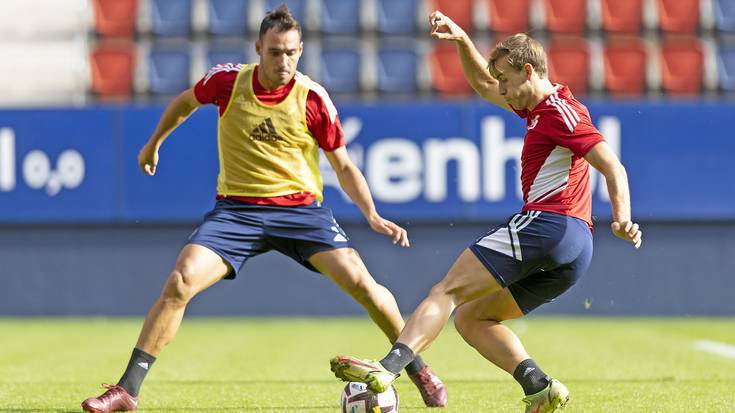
[
  {"xmin": 513, "ymin": 359, "xmax": 550, "ymax": 395},
  {"xmin": 379, "ymin": 342, "xmax": 415, "ymax": 374},
  {"xmin": 404, "ymin": 355, "xmax": 427, "ymax": 375},
  {"xmin": 117, "ymin": 348, "xmax": 156, "ymax": 397}
]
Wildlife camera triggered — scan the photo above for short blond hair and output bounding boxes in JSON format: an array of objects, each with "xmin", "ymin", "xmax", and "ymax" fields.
[{"xmin": 488, "ymin": 34, "xmax": 547, "ymax": 78}]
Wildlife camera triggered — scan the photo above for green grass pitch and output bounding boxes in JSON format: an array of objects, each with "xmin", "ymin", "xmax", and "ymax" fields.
[{"xmin": 1, "ymin": 317, "xmax": 733, "ymax": 412}]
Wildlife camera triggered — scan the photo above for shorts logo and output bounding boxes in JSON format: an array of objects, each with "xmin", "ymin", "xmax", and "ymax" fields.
[
  {"xmin": 249, "ymin": 118, "xmax": 283, "ymax": 143},
  {"xmin": 331, "ymin": 225, "xmax": 348, "ymax": 242},
  {"xmin": 476, "ymin": 210, "xmax": 541, "ymax": 260}
]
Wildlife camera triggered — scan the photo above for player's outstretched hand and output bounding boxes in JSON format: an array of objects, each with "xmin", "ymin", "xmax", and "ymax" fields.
[
  {"xmin": 611, "ymin": 221, "xmax": 642, "ymax": 249},
  {"xmin": 138, "ymin": 142, "xmax": 159, "ymax": 176},
  {"xmin": 368, "ymin": 215, "xmax": 410, "ymax": 247},
  {"xmin": 429, "ymin": 10, "xmax": 467, "ymax": 42}
]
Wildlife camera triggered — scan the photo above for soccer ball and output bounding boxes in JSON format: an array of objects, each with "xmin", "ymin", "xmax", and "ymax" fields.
[{"xmin": 340, "ymin": 382, "xmax": 399, "ymax": 413}]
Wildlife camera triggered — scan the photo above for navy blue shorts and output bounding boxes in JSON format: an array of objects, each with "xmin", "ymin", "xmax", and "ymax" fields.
[
  {"xmin": 469, "ymin": 210, "xmax": 593, "ymax": 314},
  {"xmin": 188, "ymin": 199, "xmax": 351, "ymax": 279}
]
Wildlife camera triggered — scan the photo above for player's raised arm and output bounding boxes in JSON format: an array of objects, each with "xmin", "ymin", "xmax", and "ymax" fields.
[
  {"xmin": 584, "ymin": 141, "xmax": 643, "ymax": 249},
  {"xmin": 324, "ymin": 147, "xmax": 409, "ymax": 247},
  {"xmin": 429, "ymin": 11, "xmax": 511, "ymax": 111},
  {"xmin": 138, "ymin": 88, "xmax": 201, "ymax": 176}
]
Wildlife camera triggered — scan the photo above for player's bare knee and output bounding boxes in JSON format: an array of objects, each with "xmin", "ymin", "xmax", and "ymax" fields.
[
  {"xmin": 429, "ymin": 280, "xmax": 468, "ymax": 306},
  {"xmin": 453, "ymin": 307, "xmax": 475, "ymax": 338},
  {"xmin": 163, "ymin": 269, "xmax": 195, "ymax": 305},
  {"xmin": 345, "ymin": 275, "xmax": 377, "ymax": 304}
]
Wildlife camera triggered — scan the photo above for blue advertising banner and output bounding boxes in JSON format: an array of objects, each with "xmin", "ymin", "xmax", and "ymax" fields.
[
  {"xmin": 0, "ymin": 109, "xmax": 118, "ymax": 222},
  {"xmin": 0, "ymin": 101, "xmax": 732, "ymax": 223}
]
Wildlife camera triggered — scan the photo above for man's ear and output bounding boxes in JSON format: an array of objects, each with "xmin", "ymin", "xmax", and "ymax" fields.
[
  {"xmin": 255, "ymin": 39, "xmax": 262, "ymax": 55},
  {"xmin": 524, "ymin": 63, "xmax": 534, "ymax": 80}
]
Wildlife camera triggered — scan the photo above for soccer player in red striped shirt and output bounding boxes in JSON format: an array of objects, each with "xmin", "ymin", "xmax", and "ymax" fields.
[
  {"xmin": 81, "ymin": 5, "xmax": 446, "ymax": 412},
  {"xmin": 331, "ymin": 11, "xmax": 642, "ymax": 413}
]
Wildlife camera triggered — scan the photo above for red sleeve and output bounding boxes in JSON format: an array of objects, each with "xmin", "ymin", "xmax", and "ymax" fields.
[
  {"xmin": 305, "ymin": 89, "xmax": 344, "ymax": 151},
  {"xmin": 193, "ymin": 64, "xmax": 241, "ymax": 115},
  {"xmin": 540, "ymin": 110, "xmax": 604, "ymax": 157}
]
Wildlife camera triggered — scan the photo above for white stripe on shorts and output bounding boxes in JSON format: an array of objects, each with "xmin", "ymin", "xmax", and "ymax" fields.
[{"xmin": 476, "ymin": 211, "xmax": 542, "ymax": 262}]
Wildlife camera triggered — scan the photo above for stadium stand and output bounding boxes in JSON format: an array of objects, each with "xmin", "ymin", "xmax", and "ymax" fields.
[
  {"xmin": 150, "ymin": 0, "xmax": 193, "ymax": 37},
  {"xmin": 544, "ymin": 0, "xmax": 587, "ymax": 34},
  {"xmin": 319, "ymin": 0, "xmax": 361, "ymax": 35},
  {"xmin": 600, "ymin": 0, "xmax": 644, "ymax": 34},
  {"xmin": 0, "ymin": 40, "xmax": 89, "ymax": 106},
  {"xmin": 660, "ymin": 36, "xmax": 704, "ymax": 95},
  {"xmin": 547, "ymin": 36, "xmax": 590, "ymax": 95},
  {"xmin": 657, "ymin": 0, "xmax": 700, "ymax": 34},
  {"xmin": 429, "ymin": 42, "xmax": 473, "ymax": 96},
  {"xmin": 319, "ymin": 40, "xmax": 362, "ymax": 94},
  {"xmin": 0, "ymin": 0, "xmax": 90, "ymax": 40},
  {"xmin": 717, "ymin": 43, "xmax": 735, "ymax": 92},
  {"xmin": 148, "ymin": 42, "xmax": 193, "ymax": 95},
  {"xmin": 0, "ymin": 0, "xmax": 732, "ymax": 103},
  {"xmin": 603, "ymin": 36, "xmax": 648, "ymax": 96},
  {"xmin": 486, "ymin": 0, "xmax": 530, "ymax": 34},
  {"xmin": 429, "ymin": 0, "xmax": 473, "ymax": 33},
  {"xmin": 93, "ymin": 0, "xmax": 138, "ymax": 38},
  {"xmin": 91, "ymin": 41, "xmax": 136, "ymax": 98},
  {"xmin": 377, "ymin": 41, "xmax": 420, "ymax": 94},
  {"xmin": 714, "ymin": 0, "xmax": 735, "ymax": 33},
  {"xmin": 206, "ymin": 40, "xmax": 249, "ymax": 69},
  {"xmin": 376, "ymin": 0, "xmax": 419, "ymax": 35},
  {"xmin": 207, "ymin": 0, "xmax": 250, "ymax": 36}
]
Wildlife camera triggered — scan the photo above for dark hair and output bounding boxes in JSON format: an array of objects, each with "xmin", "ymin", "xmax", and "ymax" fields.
[{"xmin": 259, "ymin": 4, "xmax": 302, "ymax": 39}]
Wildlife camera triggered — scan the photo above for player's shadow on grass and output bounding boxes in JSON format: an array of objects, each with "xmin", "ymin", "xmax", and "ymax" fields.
[{"xmin": 152, "ymin": 376, "xmax": 683, "ymax": 385}]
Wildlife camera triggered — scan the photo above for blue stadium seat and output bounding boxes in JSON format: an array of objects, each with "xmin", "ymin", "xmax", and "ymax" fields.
[
  {"xmin": 206, "ymin": 43, "xmax": 247, "ymax": 68},
  {"xmin": 376, "ymin": 0, "xmax": 417, "ymax": 35},
  {"xmin": 208, "ymin": 0, "xmax": 249, "ymax": 36},
  {"xmin": 377, "ymin": 44, "xmax": 418, "ymax": 93},
  {"xmin": 714, "ymin": 0, "xmax": 735, "ymax": 33},
  {"xmin": 717, "ymin": 46, "xmax": 735, "ymax": 92},
  {"xmin": 149, "ymin": 44, "xmax": 192, "ymax": 94},
  {"xmin": 150, "ymin": 0, "xmax": 192, "ymax": 37},
  {"xmin": 265, "ymin": 0, "xmax": 305, "ymax": 28},
  {"xmin": 319, "ymin": 42, "xmax": 361, "ymax": 94},
  {"xmin": 319, "ymin": 0, "xmax": 360, "ymax": 35}
]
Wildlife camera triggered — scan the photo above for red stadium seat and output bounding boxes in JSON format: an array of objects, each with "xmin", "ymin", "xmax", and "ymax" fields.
[
  {"xmin": 657, "ymin": 0, "xmax": 700, "ymax": 33},
  {"xmin": 90, "ymin": 42, "xmax": 136, "ymax": 98},
  {"xmin": 92, "ymin": 0, "xmax": 139, "ymax": 37},
  {"xmin": 429, "ymin": 43, "xmax": 473, "ymax": 96},
  {"xmin": 486, "ymin": 0, "xmax": 530, "ymax": 34},
  {"xmin": 660, "ymin": 36, "xmax": 703, "ymax": 95},
  {"xmin": 604, "ymin": 36, "xmax": 648, "ymax": 96},
  {"xmin": 601, "ymin": 0, "xmax": 643, "ymax": 34},
  {"xmin": 430, "ymin": 0, "xmax": 473, "ymax": 32},
  {"xmin": 547, "ymin": 36, "xmax": 590, "ymax": 96},
  {"xmin": 544, "ymin": 0, "xmax": 587, "ymax": 34}
]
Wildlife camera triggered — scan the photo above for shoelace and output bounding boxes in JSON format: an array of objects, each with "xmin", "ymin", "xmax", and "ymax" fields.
[
  {"xmin": 98, "ymin": 384, "xmax": 124, "ymax": 402},
  {"xmin": 414, "ymin": 370, "xmax": 442, "ymax": 392}
]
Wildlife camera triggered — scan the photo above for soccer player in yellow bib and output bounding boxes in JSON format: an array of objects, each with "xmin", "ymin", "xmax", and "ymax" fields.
[{"xmin": 81, "ymin": 5, "xmax": 446, "ymax": 413}]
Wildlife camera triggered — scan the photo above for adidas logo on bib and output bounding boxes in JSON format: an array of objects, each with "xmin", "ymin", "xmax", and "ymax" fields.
[{"xmin": 249, "ymin": 117, "xmax": 283, "ymax": 143}]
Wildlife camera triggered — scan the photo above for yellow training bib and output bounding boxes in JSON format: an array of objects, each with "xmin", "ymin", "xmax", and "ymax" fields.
[{"xmin": 216, "ymin": 64, "xmax": 323, "ymax": 201}]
